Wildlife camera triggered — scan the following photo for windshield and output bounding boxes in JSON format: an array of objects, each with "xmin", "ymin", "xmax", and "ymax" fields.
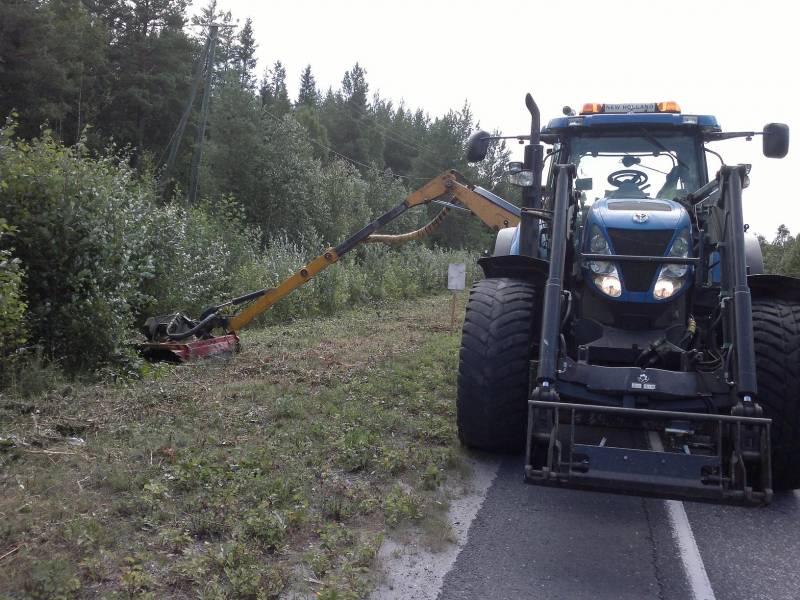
[{"xmin": 567, "ymin": 133, "xmax": 702, "ymax": 204}]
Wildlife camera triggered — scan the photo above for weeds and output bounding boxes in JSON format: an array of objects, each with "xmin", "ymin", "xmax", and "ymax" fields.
[
  {"xmin": 384, "ymin": 485, "xmax": 424, "ymax": 527},
  {"xmin": 22, "ymin": 557, "xmax": 81, "ymax": 600},
  {"xmin": 0, "ymin": 294, "xmax": 467, "ymax": 597}
]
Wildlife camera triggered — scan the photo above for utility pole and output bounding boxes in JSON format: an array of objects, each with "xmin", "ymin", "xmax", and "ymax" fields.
[
  {"xmin": 157, "ymin": 21, "xmax": 234, "ymax": 203},
  {"xmin": 188, "ymin": 23, "xmax": 220, "ymax": 205},
  {"xmin": 159, "ymin": 34, "xmax": 211, "ymax": 198}
]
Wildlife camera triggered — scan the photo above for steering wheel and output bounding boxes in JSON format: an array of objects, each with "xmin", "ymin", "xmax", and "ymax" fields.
[{"xmin": 607, "ymin": 169, "xmax": 649, "ymax": 189}]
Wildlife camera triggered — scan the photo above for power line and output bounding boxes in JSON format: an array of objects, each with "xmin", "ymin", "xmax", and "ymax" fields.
[
  {"xmin": 310, "ymin": 88, "xmax": 446, "ymax": 173},
  {"xmin": 345, "ymin": 96, "xmax": 442, "ymax": 158},
  {"xmin": 157, "ymin": 34, "xmax": 212, "ymax": 191},
  {"xmin": 343, "ymin": 96, "xmax": 489, "ymax": 178},
  {"xmin": 188, "ymin": 24, "xmax": 222, "ymax": 205},
  {"xmin": 261, "ymin": 107, "xmax": 432, "ymax": 183},
  {"xmin": 337, "ymin": 102, "xmax": 444, "ymax": 173}
]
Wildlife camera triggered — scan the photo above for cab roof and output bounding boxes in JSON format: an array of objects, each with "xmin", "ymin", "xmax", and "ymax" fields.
[{"xmin": 543, "ymin": 112, "xmax": 721, "ymax": 134}]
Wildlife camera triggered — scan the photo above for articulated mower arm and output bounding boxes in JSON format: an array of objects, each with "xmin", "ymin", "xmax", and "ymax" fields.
[
  {"xmin": 226, "ymin": 171, "xmax": 519, "ymax": 333},
  {"xmin": 140, "ymin": 171, "xmax": 520, "ymax": 356}
]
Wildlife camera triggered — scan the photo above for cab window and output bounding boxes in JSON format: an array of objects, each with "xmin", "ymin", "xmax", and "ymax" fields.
[{"xmin": 568, "ymin": 133, "xmax": 701, "ymax": 206}]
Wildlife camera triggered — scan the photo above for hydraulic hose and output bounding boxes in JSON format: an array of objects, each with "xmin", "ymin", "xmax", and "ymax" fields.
[
  {"xmin": 365, "ymin": 207, "xmax": 449, "ymax": 245},
  {"xmin": 166, "ymin": 311, "xmax": 221, "ymax": 341}
]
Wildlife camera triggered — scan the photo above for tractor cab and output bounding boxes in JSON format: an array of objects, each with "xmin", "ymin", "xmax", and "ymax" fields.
[
  {"xmin": 544, "ymin": 103, "xmax": 710, "ymax": 320},
  {"xmin": 547, "ymin": 102, "xmax": 712, "ymax": 203}
]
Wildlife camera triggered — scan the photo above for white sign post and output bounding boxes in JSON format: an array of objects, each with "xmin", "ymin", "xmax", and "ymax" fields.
[{"xmin": 447, "ymin": 263, "xmax": 466, "ymax": 329}]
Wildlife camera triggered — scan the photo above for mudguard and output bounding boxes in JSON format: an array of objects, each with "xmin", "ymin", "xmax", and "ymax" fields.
[
  {"xmin": 748, "ymin": 274, "xmax": 800, "ymax": 302},
  {"xmin": 477, "ymin": 255, "xmax": 550, "ymax": 284}
]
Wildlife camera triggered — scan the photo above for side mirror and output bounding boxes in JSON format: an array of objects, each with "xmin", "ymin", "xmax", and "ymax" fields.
[
  {"xmin": 465, "ymin": 130, "xmax": 491, "ymax": 163},
  {"xmin": 506, "ymin": 161, "xmax": 524, "ymax": 174},
  {"xmin": 506, "ymin": 161, "xmax": 534, "ymax": 187},
  {"xmin": 763, "ymin": 123, "xmax": 789, "ymax": 158}
]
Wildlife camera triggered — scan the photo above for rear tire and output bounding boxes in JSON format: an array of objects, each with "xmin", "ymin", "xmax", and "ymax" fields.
[
  {"xmin": 752, "ymin": 298, "xmax": 800, "ymax": 490},
  {"xmin": 457, "ymin": 278, "xmax": 536, "ymax": 452}
]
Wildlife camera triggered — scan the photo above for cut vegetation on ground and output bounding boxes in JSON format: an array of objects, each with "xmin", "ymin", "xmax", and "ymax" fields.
[{"xmin": 0, "ymin": 294, "xmax": 467, "ymax": 599}]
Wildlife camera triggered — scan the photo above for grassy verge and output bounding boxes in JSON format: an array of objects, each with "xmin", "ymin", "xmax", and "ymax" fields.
[{"xmin": 0, "ymin": 294, "xmax": 467, "ymax": 599}]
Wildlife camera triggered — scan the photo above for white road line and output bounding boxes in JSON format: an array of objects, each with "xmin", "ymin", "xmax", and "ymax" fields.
[
  {"xmin": 648, "ymin": 431, "xmax": 717, "ymax": 600},
  {"xmin": 664, "ymin": 499, "xmax": 717, "ymax": 600}
]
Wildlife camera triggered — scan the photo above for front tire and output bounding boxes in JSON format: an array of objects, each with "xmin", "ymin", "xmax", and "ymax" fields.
[
  {"xmin": 457, "ymin": 278, "xmax": 536, "ymax": 452},
  {"xmin": 752, "ymin": 298, "xmax": 800, "ymax": 490}
]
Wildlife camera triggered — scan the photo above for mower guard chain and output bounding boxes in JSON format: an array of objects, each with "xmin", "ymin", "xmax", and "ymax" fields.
[{"xmin": 525, "ymin": 400, "xmax": 773, "ymax": 506}]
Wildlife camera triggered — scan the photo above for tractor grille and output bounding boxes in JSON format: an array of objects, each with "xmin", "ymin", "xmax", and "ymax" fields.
[
  {"xmin": 607, "ymin": 228, "xmax": 674, "ymax": 293},
  {"xmin": 607, "ymin": 200, "xmax": 671, "ymax": 211}
]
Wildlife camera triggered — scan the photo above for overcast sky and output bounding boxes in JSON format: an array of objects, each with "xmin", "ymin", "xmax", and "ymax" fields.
[{"xmin": 198, "ymin": 0, "xmax": 798, "ymax": 238}]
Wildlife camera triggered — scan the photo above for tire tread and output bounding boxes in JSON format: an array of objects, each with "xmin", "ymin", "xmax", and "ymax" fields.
[
  {"xmin": 457, "ymin": 278, "xmax": 536, "ymax": 452},
  {"xmin": 752, "ymin": 298, "xmax": 800, "ymax": 490}
]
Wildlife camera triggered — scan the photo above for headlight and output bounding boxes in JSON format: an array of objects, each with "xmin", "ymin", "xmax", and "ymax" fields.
[
  {"xmin": 508, "ymin": 170, "xmax": 535, "ymax": 187},
  {"xmin": 670, "ymin": 233, "xmax": 690, "ymax": 257},
  {"xmin": 590, "ymin": 225, "xmax": 610, "ymax": 253},
  {"xmin": 662, "ymin": 263, "xmax": 688, "ymax": 278},
  {"xmin": 654, "ymin": 228, "xmax": 691, "ymax": 300},
  {"xmin": 587, "ymin": 226, "xmax": 622, "ymax": 297},
  {"xmin": 595, "ymin": 274, "xmax": 622, "ymax": 297},
  {"xmin": 654, "ymin": 276, "xmax": 683, "ymax": 299},
  {"xmin": 589, "ymin": 260, "xmax": 615, "ymax": 274}
]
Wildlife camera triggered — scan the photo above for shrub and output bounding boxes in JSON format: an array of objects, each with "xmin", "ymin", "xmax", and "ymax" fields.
[
  {"xmin": 0, "ymin": 123, "xmax": 264, "ymax": 374},
  {"xmin": 140, "ymin": 195, "xmax": 262, "ymax": 317},
  {"xmin": 229, "ymin": 238, "xmax": 479, "ymax": 327},
  {"xmin": 0, "ymin": 219, "xmax": 27, "ymax": 379},
  {"xmin": 0, "ymin": 126, "xmax": 153, "ymax": 372}
]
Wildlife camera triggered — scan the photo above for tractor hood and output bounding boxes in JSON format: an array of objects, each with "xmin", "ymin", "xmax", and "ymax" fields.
[
  {"xmin": 582, "ymin": 198, "xmax": 693, "ymax": 303},
  {"xmin": 589, "ymin": 198, "xmax": 687, "ymax": 231}
]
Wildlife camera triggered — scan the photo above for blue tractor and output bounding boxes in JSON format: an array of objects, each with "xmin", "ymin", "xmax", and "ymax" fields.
[{"xmin": 458, "ymin": 97, "xmax": 794, "ymax": 505}]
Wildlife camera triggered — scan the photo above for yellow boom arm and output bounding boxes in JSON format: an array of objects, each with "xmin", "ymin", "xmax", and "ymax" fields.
[{"xmin": 219, "ymin": 171, "xmax": 519, "ymax": 333}]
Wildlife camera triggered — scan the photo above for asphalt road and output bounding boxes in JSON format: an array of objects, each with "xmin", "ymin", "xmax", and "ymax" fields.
[{"xmin": 436, "ymin": 455, "xmax": 800, "ymax": 600}]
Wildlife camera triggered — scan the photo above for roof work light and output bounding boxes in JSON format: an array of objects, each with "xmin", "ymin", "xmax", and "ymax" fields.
[{"xmin": 580, "ymin": 102, "xmax": 682, "ymax": 115}]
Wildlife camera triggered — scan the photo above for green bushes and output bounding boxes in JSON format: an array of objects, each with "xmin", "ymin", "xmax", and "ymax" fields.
[
  {"xmin": 140, "ymin": 196, "xmax": 262, "ymax": 317},
  {"xmin": 0, "ymin": 128, "xmax": 154, "ymax": 372},
  {"xmin": 230, "ymin": 242, "xmax": 478, "ymax": 328},
  {"xmin": 0, "ymin": 125, "xmax": 264, "ymax": 374},
  {"xmin": 0, "ymin": 219, "xmax": 27, "ymax": 377}
]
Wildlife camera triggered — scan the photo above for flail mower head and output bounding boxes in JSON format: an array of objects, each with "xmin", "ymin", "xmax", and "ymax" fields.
[{"xmin": 138, "ymin": 313, "xmax": 239, "ymax": 362}]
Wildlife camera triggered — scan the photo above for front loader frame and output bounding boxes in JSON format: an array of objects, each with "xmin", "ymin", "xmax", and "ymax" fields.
[
  {"xmin": 524, "ymin": 161, "xmax": 774, "ymax": 505},
  {"xmin": 525, "ymin": 401, "xmax": 772, "ymax": 505}
]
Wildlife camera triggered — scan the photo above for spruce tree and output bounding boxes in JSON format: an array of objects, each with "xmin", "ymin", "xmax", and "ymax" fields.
[
  {"xmin": 93, "ymin": 0, "xmax": 196, "ymax": 164},
  {"xmin": 0, "ymin": 0, "xmax": 107, "ymax": 144},
  {"xmin": 296, "ymin": 65, "xmax": 319, "ymax": 108},
  {"xmin": 258, "ymin": 66, "xmax": 273, "ymax": 107},
  {"xmin": 235, "ymin": 18, "xmax": 257, "ymax": 90},
  {"xmin": 267, "ymin": 61, "xmax": 290, "ymax": 115},
  {"xmin": 325, "ymin": 63, "xmax": 372, "ymax": 166}
]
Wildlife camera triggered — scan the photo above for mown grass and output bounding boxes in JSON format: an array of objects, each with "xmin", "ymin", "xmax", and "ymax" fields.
[{"xmin": 0, "ymin": 294, "xmax": 467, "ymax": 599}]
